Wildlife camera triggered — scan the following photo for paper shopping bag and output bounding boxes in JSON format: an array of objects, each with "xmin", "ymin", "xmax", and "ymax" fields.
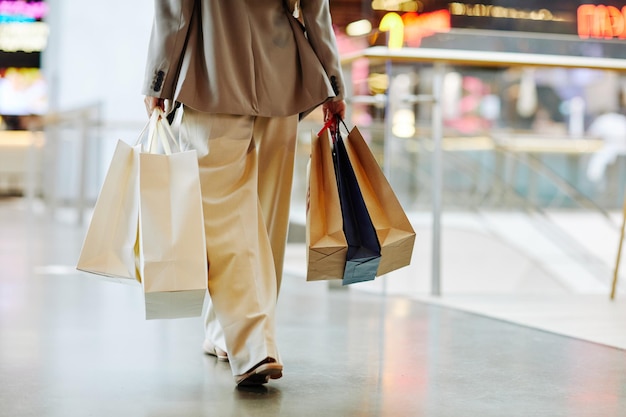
[
  {"xmin": 76, "ymin": 139, "xmax": 140, "ymax": 282},
  {"xmin": 343, "ymin": 126, "xmax": 415, "ymax": 276},
  {"xmin": 138, "ymin": 117, "xmax": 207, "ymax": 319},
  {"xmin": 305, "ymin": 128, "xmax": 348, "ymax": 281},
  {"xmin": 332, "ymin": 128, "xmax": 381, "ymax": 285}
]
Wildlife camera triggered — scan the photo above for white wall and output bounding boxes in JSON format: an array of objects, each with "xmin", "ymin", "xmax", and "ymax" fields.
[
  {"xmin": 42, "ymin": 0, "xmax": 155, "ymax": 203},
  {"xmin": 44, "ymin": 0, "xmax": 154, "ymax": 121}
]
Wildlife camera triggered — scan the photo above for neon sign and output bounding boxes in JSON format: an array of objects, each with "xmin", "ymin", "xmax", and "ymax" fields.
[
  {"xmin": 449, "ymin": 3, "xmax": 564, "ymax": 22},
  {"xmin": 379, "ymin": 12, "xmax": 405, "ymax": 48},
  {"xmin": 372, "ymin": 0, "xmax": 419, "ymax": 12},
  {"xmin": 0, "ymin": 67, "xmax": 48, "ymax": 115},
  {"xmin": 0, "ymin": 22, "xmax": 49, "ymax": 52},
  {"xmin": 403, "ymin": 10, "xmax": 450, "ymax": 47},
  {"xmin": 0, "ymin": 0, "xmax": 48, "ymax": 22},
  {"xmin": 578, "ymin": 4, "xmax": 626, "ymax": 39},
  {"xmin": 379, "ymin": 10, "xmax": 451, "ymax": 49}
]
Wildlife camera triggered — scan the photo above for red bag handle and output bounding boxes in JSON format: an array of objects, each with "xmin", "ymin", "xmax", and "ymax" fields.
[{"xmin": 317, "ymin": 118, "xmax": 335, "ymax": 137}]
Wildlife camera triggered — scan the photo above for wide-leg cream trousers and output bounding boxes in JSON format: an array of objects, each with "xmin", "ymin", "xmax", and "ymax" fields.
[{"xmin": 179, "ymin": 106, "xmax": 298, "ymax": 375}]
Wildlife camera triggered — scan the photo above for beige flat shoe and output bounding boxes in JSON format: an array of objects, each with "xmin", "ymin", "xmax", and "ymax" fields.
[
  {"xmin": 235, "ymin": 358, "xmax": 283, "ymax": 386},
  {"xmin": 202, "ymin": 340, "xmax": 228, "ymax": 362}
]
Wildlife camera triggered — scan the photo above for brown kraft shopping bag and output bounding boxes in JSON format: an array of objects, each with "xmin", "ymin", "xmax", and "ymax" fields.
[
  {"xmin": 305, "ymin": 128, "xmax": 348, "ymax": 281},
  {"xmin": 343, "ymin": 126, "xmax": 415, "ymax": 276}
]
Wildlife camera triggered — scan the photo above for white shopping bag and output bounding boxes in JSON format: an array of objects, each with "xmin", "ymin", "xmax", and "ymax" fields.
[
  {"xmin": 76, "ymin": 138, "xmax": 140, "ymax": 283},
  {"xmin": 78, "ymin": 109, "xmax": 207, "ymax": 319},
  {"xmin": 138, "ymin": 112, "xmax": 207, "ymax": 319}
]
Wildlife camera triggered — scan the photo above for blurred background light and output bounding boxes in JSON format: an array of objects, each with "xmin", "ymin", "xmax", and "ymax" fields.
[{"xmin": 346, "ymin": 19, "xmax": 372, "ymax": 37}]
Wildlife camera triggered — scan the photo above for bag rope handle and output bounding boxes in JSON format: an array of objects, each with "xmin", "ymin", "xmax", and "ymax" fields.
[{"xmin": 134, "ymin": 108, "xmax": 181, "ymax": 154}]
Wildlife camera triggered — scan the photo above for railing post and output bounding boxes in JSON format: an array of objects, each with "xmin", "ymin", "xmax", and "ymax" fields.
[
  {"xmin": 76, "ymin": 111, "xmax": 90, "ymax": 225},
  {"xmin": 431, "ymin": 62, "xmax": 444, "ymax": 297}
]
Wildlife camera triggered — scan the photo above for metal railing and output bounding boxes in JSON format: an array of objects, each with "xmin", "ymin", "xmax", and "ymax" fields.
[
  {"xmin": 341, "ymin": 46, "xmax": 626, "ymax": 296},
  {"xmin": 24, "ymin": 103, "xmax": 103, "ymax": 224}
]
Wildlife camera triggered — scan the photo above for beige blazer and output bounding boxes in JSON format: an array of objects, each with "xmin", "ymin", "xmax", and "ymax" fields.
[{"xmin": 142, "ymin": 0, "xmax": 345, "ymax": 118}]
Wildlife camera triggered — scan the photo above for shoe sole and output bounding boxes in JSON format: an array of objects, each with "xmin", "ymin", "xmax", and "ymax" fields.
[{"xmin": 236, "ymin": 363, "xmax": 283, "ymax": 386}]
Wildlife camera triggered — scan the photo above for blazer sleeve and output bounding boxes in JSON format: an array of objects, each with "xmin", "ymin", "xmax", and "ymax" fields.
[
  {"xmin": 299, "ymin": 0, "xmax": 345, "ymax": 101},
  {"xmin": 141, "ymin": 0, "xmax": 196, "ymax": 99}
]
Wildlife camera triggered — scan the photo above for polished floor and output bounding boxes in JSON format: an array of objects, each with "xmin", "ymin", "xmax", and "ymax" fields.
[
  {"xmin": 290, "ymin": 208, "xmax": 626, "ymax": 350},
  {"xmin": 1, "ymin": 198, "xmax": 626, "ymax": 417}
]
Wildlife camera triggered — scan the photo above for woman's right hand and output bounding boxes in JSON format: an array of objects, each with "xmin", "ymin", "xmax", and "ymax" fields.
[
  {"xmin": 322, "ymin": 99, "xmax": 346, "ymax": 122},
  {"xmin": 144, "ymin": 96, "xmax": 165, "ymax": 117}
]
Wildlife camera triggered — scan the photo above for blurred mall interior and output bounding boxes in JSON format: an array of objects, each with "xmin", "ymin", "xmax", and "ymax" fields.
[{"xmin": 1, "ymin": 0, "xmax": 626, "ymax": 416}]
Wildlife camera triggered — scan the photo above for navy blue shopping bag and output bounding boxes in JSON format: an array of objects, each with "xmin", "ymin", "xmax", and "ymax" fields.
[{"xmin": 331, "ymin": 119, "xmax": 381, "ymax": 285}]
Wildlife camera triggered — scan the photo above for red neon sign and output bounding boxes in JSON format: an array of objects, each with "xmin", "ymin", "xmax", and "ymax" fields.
[
  {"xmin": 403, "ymin": 10, "xmax": 451, "ymax": 47},
  {"xmin": 578, "ymin": 4, "xmax": 626, "ymax": 39}
]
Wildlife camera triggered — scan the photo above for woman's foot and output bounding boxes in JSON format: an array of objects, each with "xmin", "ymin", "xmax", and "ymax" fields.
[
  {"xmin": 235, "ymin": 358, "xmax": 283, "ymax": 386},
  {"xmin": 202, "ymin": 340, "xmax": 229, "ymax": 362}
]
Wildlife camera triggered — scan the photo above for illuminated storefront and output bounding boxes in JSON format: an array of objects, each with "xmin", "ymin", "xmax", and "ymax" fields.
[
  {"xmin": 0, "ymin": 0, "xmax": 48, "ymax": 195},
  {"xmin": 338, "ymin": 1, "xmax": 626, "ymax": 51},
  {"xmin": 0, "ymin": 0, "xmax": 49, "ymax": 127},
  {"xmin": 330, "ymin": 0, "xmax": 626, "ymax": 210}
]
